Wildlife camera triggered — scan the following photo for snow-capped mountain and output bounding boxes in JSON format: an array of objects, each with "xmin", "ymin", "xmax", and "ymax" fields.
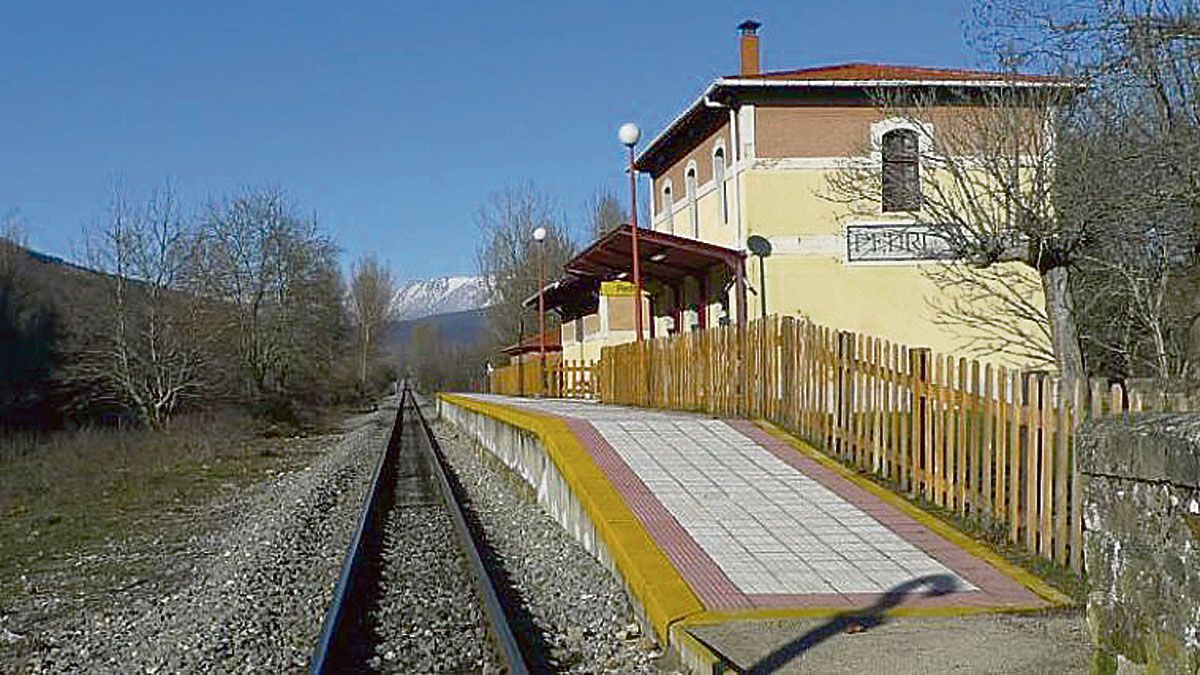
[{"xmin": 389, "ymin": 275, "xmax": 489, "ymax": 321}]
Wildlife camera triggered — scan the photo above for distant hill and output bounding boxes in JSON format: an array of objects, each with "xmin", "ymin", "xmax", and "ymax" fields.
[
  {"xmin": 385, "ymin": 307, "xmax": 487, "ymax": 351},
  {"xmin": 7, "ymin": 241, "xmax": 112, "ymax": 307},
  {"xmin": 1, "ymin": 239, "xmax": 116, "ymax": 428},
  {"xmin": 389, "ymin": 275, "xmax": 488, "ymax": 322}
]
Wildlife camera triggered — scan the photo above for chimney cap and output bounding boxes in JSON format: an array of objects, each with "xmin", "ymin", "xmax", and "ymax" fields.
[{"xmin": 738, "ymin": 19, "xmax": 761, "ymax": 35}]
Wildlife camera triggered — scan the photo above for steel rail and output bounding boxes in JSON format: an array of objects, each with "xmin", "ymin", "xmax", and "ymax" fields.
[
  {"xmin": 409, "ymin": 390, "xmax": 530, "ymax": 674},
  {"xmin": 309, "ymin": 384, "xmax": 529, "ymax": 674},
  {"xmin": 309, "ymin": 383, "xmax": 406, "ymax": 673}
]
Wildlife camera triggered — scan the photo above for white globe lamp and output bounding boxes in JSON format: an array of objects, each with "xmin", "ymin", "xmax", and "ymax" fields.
[
  {"xmin": 618, "ymin": 122, "xmax": 641, "ymax": 148},
  {"xmin": 532, "ymin": 226, "xmax": 547, "ymax": 242}
]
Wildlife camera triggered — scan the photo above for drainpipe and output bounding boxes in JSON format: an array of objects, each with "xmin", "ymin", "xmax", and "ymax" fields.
[{"xmin": 729, "ymin": 107, "xmax": 744, "ymax": 254}]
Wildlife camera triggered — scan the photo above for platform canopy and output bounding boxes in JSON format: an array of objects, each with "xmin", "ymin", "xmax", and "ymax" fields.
[
  {"xmin": 564, "ymin": 224, "xmax": 745, "ymax": 283},
  {"xmin": 521, "ymin": 274, "xmax": 600, "ymax": 322},
  {"xmin": 499, "ymin": 328, "xmax": 561, "ymax": 357}
]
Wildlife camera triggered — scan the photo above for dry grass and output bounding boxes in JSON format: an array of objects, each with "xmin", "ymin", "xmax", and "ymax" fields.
[
  {"xmin": 0, "ymin": 411, "xmax": 252, "ymax": 510},
  {"xmin": 0, "ymin": 409, "xmax": 314, "ymax": 605}
]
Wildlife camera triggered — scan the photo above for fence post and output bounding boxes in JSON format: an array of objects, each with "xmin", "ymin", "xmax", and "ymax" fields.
[
  {"xmin": 909, "ymin": 348, "xmax": 931, "ymax": 499},
  {"xmin": 835, "ymin": 331, "xmax": 849, "ymax": 460},
  {"xmin": 737, "ymin": 322, "xmax": 747, "ymax": 418}
]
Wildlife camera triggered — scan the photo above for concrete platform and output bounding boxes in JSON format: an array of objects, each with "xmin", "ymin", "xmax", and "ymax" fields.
[{"xmin": 438, "ymin": 394, "xmax": 1074, "ymax": 672}]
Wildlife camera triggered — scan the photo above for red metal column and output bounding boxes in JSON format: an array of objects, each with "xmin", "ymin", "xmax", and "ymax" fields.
[
  {"xmin": 538, "ymin": 243, "xmax": 546, "ymax": 395},
  {"xmin": 736, "ymin": 257, "xmax": 749, "ymax": 325},
  {"xmin": 629, "ymin": 147, "xmax": 643, "ymax": 342}
]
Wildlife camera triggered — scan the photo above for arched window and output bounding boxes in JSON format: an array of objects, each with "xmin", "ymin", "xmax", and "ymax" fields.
[
  {"xmin": 685, "ymin": 164, "xmax": 698, "ymax": 237},
  {"xmin": 882, "ymin": 128, "xmax": 921, "ymax": 212},
  {"xmin": 713, "ymin": 146, "xmax": 728, "ymax": 224},
  {"xmin": 662, "ymin": 182, "xmax": 674, "ymax": 233}
]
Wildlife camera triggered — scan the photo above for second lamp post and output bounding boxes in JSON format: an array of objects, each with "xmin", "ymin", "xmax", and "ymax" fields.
[
  {"xmin": 619, "ymin": 122, "xmax": 643, "ymax": 342},
  {"xmin": 533, "ymin": 225, "xmax": 547, "ymax": 395}
]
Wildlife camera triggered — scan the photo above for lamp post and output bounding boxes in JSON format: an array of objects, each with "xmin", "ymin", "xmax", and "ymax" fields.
[
  {"xmin": 619, "ymin": 122, "xmax": 643, "ymax": 342},
  {"xmin": 533, "ymin": 225, "xmax": 547, "ymax": 395}
]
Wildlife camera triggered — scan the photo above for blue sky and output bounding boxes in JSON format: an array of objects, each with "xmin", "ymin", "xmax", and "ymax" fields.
[{"xmin": 0, "ymin": 1, "xmax": 980, "ymax": 281}]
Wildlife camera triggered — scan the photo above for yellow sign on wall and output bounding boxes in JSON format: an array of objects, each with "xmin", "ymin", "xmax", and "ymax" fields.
[{"xmin": 600, "ymin": 281, "xmax": 636, "ymax": 297}]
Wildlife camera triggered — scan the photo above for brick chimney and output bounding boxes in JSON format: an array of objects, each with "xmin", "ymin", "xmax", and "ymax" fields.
[{"xmin": 738, "ymin": 20, "xmax": 762, "ymax": 76}]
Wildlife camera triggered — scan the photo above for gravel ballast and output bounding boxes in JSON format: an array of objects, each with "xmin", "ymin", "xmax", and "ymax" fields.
[
  {"xmin": 11, "ymin": 405, "xmax": 394, "ymax": 673},
  {"xmin": 435, "ymin": 420, "xmax": 672, "ymax": 674},
  {"xmin": 368, "ymin": 400, "xmax": 499, "ymax": 673},
  {"xmin": 371, "ymin": 504, "xmax": 496, "ymax": 672}
]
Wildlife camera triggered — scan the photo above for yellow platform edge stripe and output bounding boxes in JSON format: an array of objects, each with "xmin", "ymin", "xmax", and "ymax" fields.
[
  {"xmin": 437, "ymin": 394, "xmax": 706, "ymax": 643},
  {"xmin": 752, "ymin": 419, "xmax": 1073, "ymax": 608}
]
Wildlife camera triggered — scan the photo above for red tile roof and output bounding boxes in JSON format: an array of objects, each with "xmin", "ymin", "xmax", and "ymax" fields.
[
  {"xmin": 634, "ymin": 62, "xmax": 1078, "ymax": 173},
  {"xmin": 500, "ymin": 328, "xmax": 562, "ymax": 356},
  {"xmin": 737, "ymin": 62, "xmax": 1065, "ymax": 83}
]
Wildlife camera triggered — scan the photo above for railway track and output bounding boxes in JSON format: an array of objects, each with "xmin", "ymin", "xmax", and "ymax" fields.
[{"xmin": 309, "ymin": 384, "xmax": 529, "ymax": 673}]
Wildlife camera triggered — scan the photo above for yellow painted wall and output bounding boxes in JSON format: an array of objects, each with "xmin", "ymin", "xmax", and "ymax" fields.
[
  {"xmin": 739, "ymin": 167, "xmax": 1048, "ymax": 365},
  {"xmin": 652, "ymin": 168, "xmax": 738, "ymax": 246},
  {"xmin": 638, "ymin": 102, "xmax": 1054, "ymax": 367},
  {"xmin": 560, "ymin": 293, "xmax": 652, "ymax": 363}
]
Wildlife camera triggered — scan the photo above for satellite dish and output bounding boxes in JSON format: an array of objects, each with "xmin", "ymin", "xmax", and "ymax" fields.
[{"xmin": 746, "ymin": 235, "xmax": 772, "ymax": 257}]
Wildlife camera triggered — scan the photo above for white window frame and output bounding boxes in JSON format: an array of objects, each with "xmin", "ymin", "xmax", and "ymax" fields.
[
  {"xmin": 871, "ymin": 118, "xmax": 932, "ymax": 214},
  {"xmin": 685, "ymin": 160, "xmax": 699, "ymax": 238},
  {"xmin": 712, "ymin": 142, "xmax": 728, "ymax": 225},
  {"xmin": 869, "ymin": 117, "xmax": 934, "ymax": 163},
  {"xmin": 661, "ymin": 179, "xmax": 675, "ymax": 234}
]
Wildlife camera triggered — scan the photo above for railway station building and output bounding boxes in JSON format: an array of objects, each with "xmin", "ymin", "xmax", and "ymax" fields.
[{"xmin": 547, "ymin": 21, "xmax": 1073, "ymax": 365}]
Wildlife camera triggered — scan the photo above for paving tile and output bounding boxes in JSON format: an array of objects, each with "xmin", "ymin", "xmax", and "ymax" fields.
[{"xmin": 467, "ymin": 396, "xmax": 1043, "ymax": 610}]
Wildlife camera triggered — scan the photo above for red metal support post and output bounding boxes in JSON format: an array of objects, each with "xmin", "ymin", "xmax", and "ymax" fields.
[
  {"xmin": 735, "ymin": 257, "xmax": 749, "ymax": 325},
  {"xmin": 537, "ymin": 240, "xmax": 546, "ymax": 396},
  {"xmin": 629, "ymin": 146, "xmax": 643, "ymax": 342}
]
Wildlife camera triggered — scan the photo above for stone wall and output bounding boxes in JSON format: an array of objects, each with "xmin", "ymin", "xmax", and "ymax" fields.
[{"xmin": 1077, "ymin": 414, "xmax": 1200, "ymax": 674}]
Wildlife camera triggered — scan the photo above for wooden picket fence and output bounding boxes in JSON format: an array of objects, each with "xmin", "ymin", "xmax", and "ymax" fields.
[
  {"xmin": 597, "ymin": 315, "xmax": 1183, "ymax": 572},
  {"xmin": 489, "ymin": 355, "xmax": 597, "ymax": 399}
]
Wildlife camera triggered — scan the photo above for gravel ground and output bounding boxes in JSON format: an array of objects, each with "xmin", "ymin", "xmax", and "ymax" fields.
[
  {"xmin": 372, "ymin": 505, "xmax": 497, "ymax": 672},
  {"xmin": 435, "ymin": 420, "xmax": 674, "ymax": 674},
  {"xmin": 9, "ymin": 404, "xmax": 394, "ymax": 673},
  {"xmin": 369, "ymin": 401, "xmax": 498, "ymax": 673}
]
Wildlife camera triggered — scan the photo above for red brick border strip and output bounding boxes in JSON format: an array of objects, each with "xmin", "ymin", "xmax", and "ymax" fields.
[{"xmin": 564, "ymin": 419, "xmax": 751, "ymax": 610}]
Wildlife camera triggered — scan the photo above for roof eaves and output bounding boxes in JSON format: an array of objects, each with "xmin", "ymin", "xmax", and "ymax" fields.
[
  {"xmin": 713, "ymin": 76, "xmax": 1083, "ymax": 89},
  {"xmin": 522, "ymin": 279, "xmax": 563, "ymax": 309},
  {"xmin": 635, "ymin": 72, "xmax": 1084, "ymax": 174},
  {"xmin": 634, "ymin": 84, "xmax": 718, "ymax": 170}
]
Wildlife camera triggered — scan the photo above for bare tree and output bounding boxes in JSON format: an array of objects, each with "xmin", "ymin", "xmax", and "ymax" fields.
[
  {"xmin": 475, "ymin": 184, "xmax": 575, "ymax": 352},
  {"xmin": 348, "ymin": 252, "xmax": 396, "ymax": 393},
  {"xmin": 73, "ymin": 183, "xmax": 208, "ymax": 427},
  {"xmin": 966, "ymin": 0, "xmax": 1200, "ymax": 385},
  {"xmin": 925, "ymin": 262, "xmax": 1057, "ymax": 367},
  {"xmin": 401, "ymin": 320, "xmax": 487, "ymax": 393},
  {"xmin": 190, "ymin": 187, "xmax": 347, "ymax": 411},
  {"xmin": 825, "ymin": 85, "xmax": 1088, "ymax": 385},
  {"xmin": 584, "ymin": 187, "xmax": 627, "ymax": 238}
]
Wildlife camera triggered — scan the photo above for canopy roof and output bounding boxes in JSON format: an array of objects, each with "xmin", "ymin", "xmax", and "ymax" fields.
[
  {"xmin": 499, "ymin": 328, "xmax": 561, "ymax": 356},
  {"xmin": 522, "ymin": 274, "xmax": 600, "ymax": 321},
  {"xmin": 564, "ymin": 224, "xmax": 744, "ymax": 283}
]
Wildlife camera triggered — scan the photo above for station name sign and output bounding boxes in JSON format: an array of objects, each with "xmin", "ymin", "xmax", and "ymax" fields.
[
  {"xmin": 845, "ymin": 223, "xmax": 958, "ymax": 263},
  {"xmin": 600, "ymin": 280, "xmax": 636, "ymax": 297}
]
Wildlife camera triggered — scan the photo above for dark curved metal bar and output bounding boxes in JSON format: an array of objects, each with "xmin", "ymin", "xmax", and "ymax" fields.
[
  {"xmin": 409, "ymin": 390, "xmax": 530, "ymax": 675},
  {"xmin": 309, "ymin": 382, "xmax": 406, "ymax": 673}
]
